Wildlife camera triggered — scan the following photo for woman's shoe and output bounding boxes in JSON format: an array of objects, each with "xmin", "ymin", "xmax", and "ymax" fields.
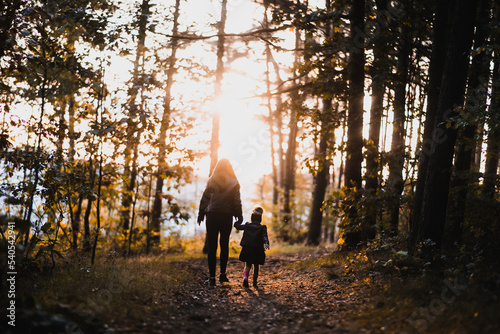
[
  {"xmin": 243, "ymin": 279, "xmax": 249, "ymax": 287},
  {"xmin": 205, "ymin": 277, "xmax": 216, "ymax": 287},
  {"xmin": 219, "ymin": 273, "xmax": 229, "ymax": 283}
]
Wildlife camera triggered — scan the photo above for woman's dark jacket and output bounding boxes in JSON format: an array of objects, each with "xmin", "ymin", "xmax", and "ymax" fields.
[
  {"xmin": 234, "ymin": 221, "xmax": 269, "ymax": 248},
  {"xmin": 198, "ymin": 178, "xmax": 242, "ymax": 220}
]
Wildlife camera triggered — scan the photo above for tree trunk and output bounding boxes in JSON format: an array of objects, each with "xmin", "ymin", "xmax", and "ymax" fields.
[
  {"xmin": 91, "ymin": 72, "xmax": 105, "ymax": 265},
  {"xmin": 483, "ymin": 49, "xmax": 500, "ymax": 198},
  {"xmin": 409, "ymin": 0, "xmax": 451, "ymax": 253},
  {"xmin": 345, "ymin": 0, "xmax": 365, "ymax": 189},
  {"xmin": 341, "ymin": 0, "xmax": 365, "ymax": 249},
  {"xmin": 83, "ymin": 157, "xmax": 94, "ymax": 252},
  {"xmin": 307, "ymin": 0, "xmax": 335, "ymax": 245},
  {"xmin": 120, "ymin": 0, "xmax": 150, "ymax": 238},
  {"xmin": 282, "ymin": 105, "xmax": 298, "ymax": 241},
  {"xmin": 418, "ymin": 0, "xmax": 478, "ymax": 249},
  {"xmin": 387, "ymin": 12, "xmax": 411, "ymax": 236},
  {"xmin": 365, "ymin": 0, "xmax": 388, "ymax": 237},
  {"xmin": 202, "ymin": 0, "xmax": 227, "ymax": 253},
  {"xmin": 209, "ymin": 0, "xmax": 227, "ymax": 175},
  {"xmin": 263, "ymin": 3, "xmax": 284, "ymax": 224},
  {"xmin": 365, "ymin": 0, "xmax": 388, "ymax": 192},
  {"xmin": 72, "ymin": 193, "xmax": 83, "ymax": 248},
  {"xmin": 151, "ymin": 0, "xmax": 181, "ymax": 246},
  {"xmin": 281, "ymin": 23, "xmax": 302, "ymax": 242},
  {"xmin": 449, "ymin": 0, "xmax": 491, "ymax": 242},
  {"xmin": 308, "ymin": 99, "xmax": 333, "ymax": 245}
]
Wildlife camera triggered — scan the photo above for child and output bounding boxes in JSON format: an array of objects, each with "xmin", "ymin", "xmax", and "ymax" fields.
[{"xmin": 234, "ymin": 206, "xmax": 270, "ymax": 287}]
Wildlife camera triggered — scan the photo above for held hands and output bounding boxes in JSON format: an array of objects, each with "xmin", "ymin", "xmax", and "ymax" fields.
[
  {"xmin": 235, "ymin": 215, "xmax": 243, "ymax": 224},
  {"xmin": 264, "ymin": 243, "xmax": 270, "ymax": 251}
]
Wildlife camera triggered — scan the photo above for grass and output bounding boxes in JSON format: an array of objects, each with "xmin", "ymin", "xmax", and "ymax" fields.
[{"xmin": 22, "ymin": 254, "xmax": 199, "ymax": 330}]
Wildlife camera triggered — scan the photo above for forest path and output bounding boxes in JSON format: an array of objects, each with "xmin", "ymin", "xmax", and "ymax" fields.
[{"xmin": 119, "ymin": 251, "xmax": 375, "ymax": 334}]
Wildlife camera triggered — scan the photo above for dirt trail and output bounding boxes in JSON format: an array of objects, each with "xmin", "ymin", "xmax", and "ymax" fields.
[{"xmin": 127, "ymin": 251, "xmax": 373, "ymax": 334}]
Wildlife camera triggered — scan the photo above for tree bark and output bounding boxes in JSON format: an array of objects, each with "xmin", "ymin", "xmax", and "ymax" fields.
[
  {"xmin": 121, "ymin": 0, "xmax": 150, "ymax": 237},
  {"xmin": 263, "ymin": 4, "xmax": 283, "ymax": 223},
  {"xmin": 281, "ymin": 22, "xmax": 302, "ymax": 242},
  {"xmin": 83, "ymin": 157, "xmax": 94, "ymax": 252},
  {"xmin": 307, "ymin": 0, "xmax": 335, "ymax": 246},
  {"xmin": 418, "ymin": 0, "xmax": 478, "ymax": 249},
  {"xmin": 365, "ymin": 0, "xmax": 388, "ymax": 192},
  {"xmin": 308, "ymin": 99, "xmax": 333, "ymax": 245},
  {"xmin": 345, "ymin": 0, "xmax": 365, "ymax": 189},
  {"xmin": 449, "ymin": 0, "xmax": 491, "ymax": 242},
  {"xmin": 151, "ymin": 0, "xmax": 180, "ymax": 245},
  {"xmin": 409, "ymin": 0, "xmax": 452, "ymax": 253},
  {"xmin": 341, "ymin": 0, "xmax": 365, "ymax": 249},
  {"xmin": 483, "ymin": 49, "xmax": 500, "ymax": 198},
  {"xmin": 387, "ymin": 9, "xmax": 411, "ymax": 236}
]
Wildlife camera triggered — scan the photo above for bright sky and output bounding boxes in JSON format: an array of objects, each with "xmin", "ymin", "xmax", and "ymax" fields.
[{"xmin": 177, "ymin": 0, "xmax": 279, "ymax": 187}]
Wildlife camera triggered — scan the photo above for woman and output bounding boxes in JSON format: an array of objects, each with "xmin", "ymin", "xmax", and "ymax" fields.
[{"xmin": 198, "ymin": 159, "xmax": 243, "ymax": 287}]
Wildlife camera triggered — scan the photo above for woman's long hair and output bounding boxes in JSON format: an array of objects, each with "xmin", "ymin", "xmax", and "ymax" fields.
[{"xmin": 208, "ymin": 158, "xmax": 238, "ymax": 191}]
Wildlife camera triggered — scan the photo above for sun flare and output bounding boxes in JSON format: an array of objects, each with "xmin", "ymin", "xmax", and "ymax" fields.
[{"xmin": 211, "ymin": 93, "xmax": 272, "ymax": 186}]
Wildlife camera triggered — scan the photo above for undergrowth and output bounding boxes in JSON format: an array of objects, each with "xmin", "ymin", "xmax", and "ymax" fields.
[{"xmin": 16, "ymin": 254, "xmax": 198, "ymax": 331}]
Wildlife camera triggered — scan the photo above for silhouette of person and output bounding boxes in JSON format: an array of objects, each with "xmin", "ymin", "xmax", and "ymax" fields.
[
  {"xmin": 198, "ymin": 159, "xmax": 243, "ymax": 287},
  {"xmin": 234, "ymin": 206, "xmax": 270, "ymax": 288}
]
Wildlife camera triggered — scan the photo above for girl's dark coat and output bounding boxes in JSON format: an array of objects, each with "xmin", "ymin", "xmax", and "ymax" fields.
[
  {"xmin": 234, "ymin": 221, "xmax": 269, "ymax": 247},
  {"xmin": 234, "ymin": 221, "xmax": 269, "ymax": 265}
]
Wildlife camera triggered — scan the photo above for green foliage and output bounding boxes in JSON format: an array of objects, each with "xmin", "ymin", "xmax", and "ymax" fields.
[{"xmin": 325, "ymin": 187, "xmax": 379, "ymax": 249}]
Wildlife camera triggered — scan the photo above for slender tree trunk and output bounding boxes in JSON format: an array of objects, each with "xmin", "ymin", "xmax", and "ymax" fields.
[
  {"xmin": 366, "ymin": 0, "xmax": 388, "ymax": 191},
  {"xmin": 265, "ymin": 37, "xmax": 286, "ymax": 224},
  {"xmin": 263, "ymin": 4, "xmax": 282, "ymax": 224},
  {"xmin": 91, "ymin": 72, "xmax": 105, "ymax": 265},
  {"xmin": 91, "ymin": 154, "xmax": 103, "ymax": 264},
  {"xmin": 281, "ymin": 23, "xmax": 302, "ymax": 242},
  {"xmin": 151, "ymin": 0, "xmax": 181, "ymax": 246},
  {"xmin": 308, "ymin": 99, "xmax": 333, "ymax": 245},
  {"xmin": 202, "ymin": 0, "xmax": 227, "ymax": 253},
  {"xmin": 409, "ymin": 0, "xmax": 451, "ymax": 253},
  {"xmin": 387, "ymin": 11, "xmax": 411, "ymax": 236},
  {"xmin": 345, "ymin": 0, "xmax": 365, "ymax": 189},
  {"xmin": 67, "ymin": 92, "xmax": 80, "ymax": 248},
  {"xmin": 483, "ymin": 50, "xmax": 500, "ymax": 198},
  {"xmin": 127, "ymin": 173, "xmax": 141, "ymax": 256},
  {"xmin": 72, "ymin": 193, "xmax": 83, "ymax": 248},
  {"xmin": 24, "ymin": 47, "xmax": 48, "ymax": 250},
  {"xmin": 449, "ymin": 0, "xmax": 491, "ymax": 242},
  {"xmin": 56, "ymin": 99, "xmax": 67, "ymax": 157},
  {"xmin": 341, "ymin": 0, "xmax": 365, "ymax": 248},
  {"xmin": 146, "ymin": 171, "xmax": 153, "ymax": 254},
  {"xmin": 209, "ymin": 0, "xmax": 227, "ymax": 175},
  {"xmin": 121, "ymin": 0, "xmax": 150, "ymax": 237},
  {"xmin": 365, "ymin": 0, "xmax": 388, "ymax": 238},
  {"xmin": 418, "ymin": 0, "xmax": 478, "ymax": 249},
  {"xmin": 307, "ymin": 0, "xmax": 334, "ymax": 245},
  {"xmin": 68, "ymin": 95, "xmax": 76, "ymax": 162},
  {"xmin": 83, "ymin": 157, "xmax": 94, "ymax": 252}
]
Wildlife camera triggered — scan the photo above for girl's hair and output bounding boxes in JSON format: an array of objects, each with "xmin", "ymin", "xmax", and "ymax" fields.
[
  {"xmin": 251, "ymin": 206, "xmax": 264, "ymax": 223},
  {"xmin": 251, "ymin": 213, "xmax": 262, "ymax": 223},
  {"xmin": 208, "ymin": 158, "xmax": 238, "ymax": 190}
]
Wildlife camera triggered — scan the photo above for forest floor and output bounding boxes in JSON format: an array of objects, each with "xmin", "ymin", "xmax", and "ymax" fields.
[
  {"xmin": 4, "ymin": 245, "xmax": 500, "ymax": 334},
  {"xmin": 124, "ymin": 250, "xmax": 375, "ymax": 334}
]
